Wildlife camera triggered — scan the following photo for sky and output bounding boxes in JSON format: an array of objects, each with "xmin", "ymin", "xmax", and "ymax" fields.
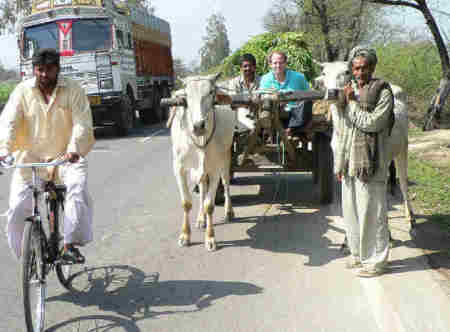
[
  {"xmin": 0, "ymin": 0, "xmax": 274, "ymax": 70},
  {"xmin": 0, "ymin": 0, "xmax": 449, "ymax": 70}
]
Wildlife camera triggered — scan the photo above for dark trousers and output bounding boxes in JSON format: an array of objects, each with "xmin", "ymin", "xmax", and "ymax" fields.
[{"xmin": 281, "ymin": 100, "xmax": 313, "ymax": 130}]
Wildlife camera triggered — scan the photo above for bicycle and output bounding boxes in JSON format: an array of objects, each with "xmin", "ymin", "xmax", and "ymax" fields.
[{"xmin": 0, "ymin": 156, "xmax": 85, "ymax": 332}]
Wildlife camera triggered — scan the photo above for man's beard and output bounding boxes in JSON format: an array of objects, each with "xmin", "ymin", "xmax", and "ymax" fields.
[{"xmin": 38, "ymin": 75, "xmax": 58, "ymax": 91}]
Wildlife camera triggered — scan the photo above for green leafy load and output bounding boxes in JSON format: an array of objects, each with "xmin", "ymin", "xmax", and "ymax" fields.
[{"xmin": 220, "ymin": 32, "xmax": 317, "ymax": 82}]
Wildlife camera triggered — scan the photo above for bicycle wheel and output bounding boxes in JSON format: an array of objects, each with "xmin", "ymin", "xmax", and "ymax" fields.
[
  {"xmin": 22, "ymin": 221, "xmax": 47, "ymax": 332},
  {"xmin": 55, "ymin": 202, "xmax": 85, "ymax": 292}
]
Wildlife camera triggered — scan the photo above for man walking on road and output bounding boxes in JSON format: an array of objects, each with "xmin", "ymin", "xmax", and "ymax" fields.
[
  {"xmin": 0, "ymin": 48, "xmax": 95, "ymax": 264},
  {"xmin": 335, "ymin": 46, "xmax": 395, "ymax": 277}
]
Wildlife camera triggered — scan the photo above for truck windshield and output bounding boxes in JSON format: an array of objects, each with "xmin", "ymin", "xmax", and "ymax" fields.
[
  {"xmin": 22, "ymin": 18, "xmax": 110, "ymax": 58},
  {"xmin": 23, "ymin": 22, "xmax": 58, "ymax": 59},
  {"xmin": 72, "ymin": 19, "xmax": 111, "ymax": 52}
]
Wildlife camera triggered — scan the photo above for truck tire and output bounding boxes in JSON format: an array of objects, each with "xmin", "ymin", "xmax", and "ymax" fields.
[
  {"xmin": 115, "ymin": 94, "xmax": 134, "ymax": 136},
  {"xmin": 161, "ymin": 85, "xmax": 171, "ymax": 121},
  {"xmin": 153, "ymin": 87, "xmax": 163, "ymax": 123}
]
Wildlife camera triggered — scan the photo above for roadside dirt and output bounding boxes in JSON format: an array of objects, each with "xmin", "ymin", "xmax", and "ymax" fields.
[{"xmin": 406, "ymin": 116, "xmax": 450, "ymax": 285}]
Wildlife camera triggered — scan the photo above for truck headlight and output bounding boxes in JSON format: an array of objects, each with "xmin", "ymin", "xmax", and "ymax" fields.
[{"xmin": 99, "ymin": 78, "xmax": 113, "ymax": 90}]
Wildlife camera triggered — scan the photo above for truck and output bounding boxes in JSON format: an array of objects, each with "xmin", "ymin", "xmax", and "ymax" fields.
[{"xmin": 17, "ymin": 0, "xmax": 174, "ymax": 135}]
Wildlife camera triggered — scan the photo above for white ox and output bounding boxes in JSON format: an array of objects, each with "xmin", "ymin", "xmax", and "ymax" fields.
[
  {"xmin": 315, "ymin": 61, "xmax": 416, "ymax": 228},
  {"xmin": 170, "ymin": 73, "xmax": 235, "ymax": 251}
]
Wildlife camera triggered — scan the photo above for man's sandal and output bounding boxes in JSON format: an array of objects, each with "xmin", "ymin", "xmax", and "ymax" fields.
[{"xmin": 61, "ymin": 247, "xmax": 86, "ymax": 264}]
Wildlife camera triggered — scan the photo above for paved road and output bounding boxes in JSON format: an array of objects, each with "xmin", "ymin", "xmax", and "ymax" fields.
[{"xmin": 0, "ymin": 124, "xmax": 449, "ymax": 332}]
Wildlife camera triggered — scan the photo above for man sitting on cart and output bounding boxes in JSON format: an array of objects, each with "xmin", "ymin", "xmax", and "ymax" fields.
[
  {"xmin": 259, "ymin": 50, "xmax": 313, "ymax": 142},
  {"xmin": 228, "ymin": 53, "xmax": 263, "ymax": 166}
]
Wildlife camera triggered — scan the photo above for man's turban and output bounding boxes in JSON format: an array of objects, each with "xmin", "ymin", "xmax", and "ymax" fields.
[{"xmin": 348, "ymin": 46, "xmax": 377, "ymax": 70}]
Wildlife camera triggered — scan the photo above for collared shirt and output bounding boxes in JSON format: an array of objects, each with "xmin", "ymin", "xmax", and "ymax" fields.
[
  {"xmin": 228, "ymin": 74, "xmax": 261, "ymax": 94},
  {"xmin": 259, "ymin": 69, "xmax": 309, "ymax": 111},
  {"xmin": 0, "ymin": 76, "xmax": 95, "ymax": 182}
]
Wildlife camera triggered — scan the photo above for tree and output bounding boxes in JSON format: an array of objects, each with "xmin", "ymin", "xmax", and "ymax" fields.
[
  {"xmin": 134, "ymin": 0, "xmax": 155, "ymax": 15},
  {"xmin": 365, "ymin": 0, "xmax": 450, "ymax": 130},
  {"xmin": 198, "ymin": 13, "xmax": 230, "ymax": 72},
  {"xmin": 0, "ymin": 0, "xmax": 28, "ymax": 34},
  {"xmin": 263, "ymin": 1, "xmax": 386, "ymax": 62},
  {"xmin": 263, "ymin": 0, "xmax": 301, "ymax": 33}
]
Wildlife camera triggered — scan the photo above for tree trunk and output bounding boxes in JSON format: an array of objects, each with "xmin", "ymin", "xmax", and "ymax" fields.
[
  {"xmin": 423, "ymin": 77, "xmax": 450, "ymax": 130},
  {"xmin": 366, "ymin": 0, "xmax": 450, "ymax": 130}
]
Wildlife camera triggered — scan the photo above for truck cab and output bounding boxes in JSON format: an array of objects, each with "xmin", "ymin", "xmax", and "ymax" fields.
[{"xmin": 18, "ymin": 0, "xmax": 174, "ymax": 135}]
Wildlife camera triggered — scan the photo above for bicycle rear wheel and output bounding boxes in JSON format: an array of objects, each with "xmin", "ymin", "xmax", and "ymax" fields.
[{"xmin": 22, "ymin": 221, "xmax": 47, "ymax": 332}]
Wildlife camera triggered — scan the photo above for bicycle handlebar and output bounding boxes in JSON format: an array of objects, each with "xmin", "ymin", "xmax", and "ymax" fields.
[{"xmin": 0, "ymin": 156, "xmax": 68, "ymax": 169}]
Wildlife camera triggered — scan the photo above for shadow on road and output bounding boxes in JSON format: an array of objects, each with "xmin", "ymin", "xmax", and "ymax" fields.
[
  {"xmin": 386, "ymin": 189, "xmax": 450, "ymax": 277},
  {"xmin": 47, "ymin": 264, "xmax": 263, "ymax": 329},
  {"xmin": 224, "ymin": 172, "xmax": 450, "ymax": 278},
  {"xmin": 219, "ymin": 173, "xmax": 347, "ymax": 266}
]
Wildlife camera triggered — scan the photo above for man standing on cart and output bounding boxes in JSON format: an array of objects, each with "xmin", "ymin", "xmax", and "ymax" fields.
[{"xmin": 0, "ymin": 48, "xmax": 95, "ymax": 264}]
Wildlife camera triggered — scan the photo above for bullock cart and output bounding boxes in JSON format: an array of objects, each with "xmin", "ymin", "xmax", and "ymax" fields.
[
  {"xmin": 161, "ymin": 88, "xmax": 338, "ymax": 204},
  {"xmin": 228, "ymin": 89, "xmax": 336, "ymax": 204}
]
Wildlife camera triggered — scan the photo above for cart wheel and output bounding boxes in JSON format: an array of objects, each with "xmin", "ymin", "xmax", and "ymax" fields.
[
  {"xmin": 312, "ymin": 134, "xmax": 319, "ymax": 184},
  {"xmin": 316, "ymin": 133, "xmax": 333, "ymax": 204}
]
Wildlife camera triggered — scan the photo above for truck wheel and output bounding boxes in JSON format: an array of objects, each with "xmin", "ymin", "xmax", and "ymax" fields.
[
  {"xmin": 161, "ymin": 86, "xmax": 171, "ymax": 121},
  {"xmin": 139, "ymin": 108, "xmax": 152, "ymax": 125},
  {"xmin": 316, "ymin": 133, "xmax": 333, "ymax": 204},
  {"xmin": 115, "ymin": 94, "xmax": 134, "ymax": 136},
  {"xmin": 152, "ymin": 87, "xmax": 165, "ymax": 123}
]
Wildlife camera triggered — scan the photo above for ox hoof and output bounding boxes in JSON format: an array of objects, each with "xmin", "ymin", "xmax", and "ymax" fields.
[
  {"xmin": 205, "ymin": 238, "xmax": 217, "ymax": 251},
  {"xmin": 178, "ymin": 235, "xmax": 191, "ymax": 247},
  {"xmin": 224, "ymin": 211, "xmax": 235, "ymax": 223}
]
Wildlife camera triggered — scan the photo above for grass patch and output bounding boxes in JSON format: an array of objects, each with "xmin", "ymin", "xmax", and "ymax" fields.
[
  {"xmin": 408, "ymin": 153, "xmax": 450, "ymax": 233},
  {"xmin": 0, "ymin": 83, "xmax": 16, "ymax": 104}
]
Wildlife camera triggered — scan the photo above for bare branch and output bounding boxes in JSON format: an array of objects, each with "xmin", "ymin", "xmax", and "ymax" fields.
[{"xmin": 365, "ymin": 0, "xmax": 421, "ymax": 10}]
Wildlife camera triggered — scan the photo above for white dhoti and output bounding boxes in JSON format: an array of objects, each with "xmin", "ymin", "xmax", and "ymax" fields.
[
  {"xmin": 4, "ymin": 157, "xmax": 93, "ymax": 259},
  {"xmin": 342, "ymin": 174, "xmax": 390, "ymax": 270},
  {"xmin": 235, "ymin": 107, "xmax": 255, "ymax": 132}
]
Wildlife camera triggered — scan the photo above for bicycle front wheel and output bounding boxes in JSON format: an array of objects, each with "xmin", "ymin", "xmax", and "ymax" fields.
[{"xmin": 22, "ymin": 221, "xmax": 47, "ymax": 332}]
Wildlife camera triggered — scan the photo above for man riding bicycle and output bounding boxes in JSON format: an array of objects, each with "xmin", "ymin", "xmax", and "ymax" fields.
[{"xmin": 0, "ymin": 48, "xmax": 95, "ymax": 264}]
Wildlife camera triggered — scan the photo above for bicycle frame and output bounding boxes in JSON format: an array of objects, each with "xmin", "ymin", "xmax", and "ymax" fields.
[{"xmin": 0, "ymin": 158, "xmax": 68, "ymax": 269}]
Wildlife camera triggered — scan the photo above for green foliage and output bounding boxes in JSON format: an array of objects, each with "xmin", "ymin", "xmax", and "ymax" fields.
[
  {"xmin": 375, "ymin": 42, "xmax": 442, "ymax": 102},
  {"xmin": 408, "ymin": 153, "xmax": 450, "ymax": 233},
  {"xmin": 199, "ymin": 13, "xmax": 231, "ymax": 72},
  {"xmin": 0, "ymin": 83, "xmax": 16, "ymax": 103},
  {"xmin": 218, "ymin": 32, "xmax": 317, "ymax": 81}
]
